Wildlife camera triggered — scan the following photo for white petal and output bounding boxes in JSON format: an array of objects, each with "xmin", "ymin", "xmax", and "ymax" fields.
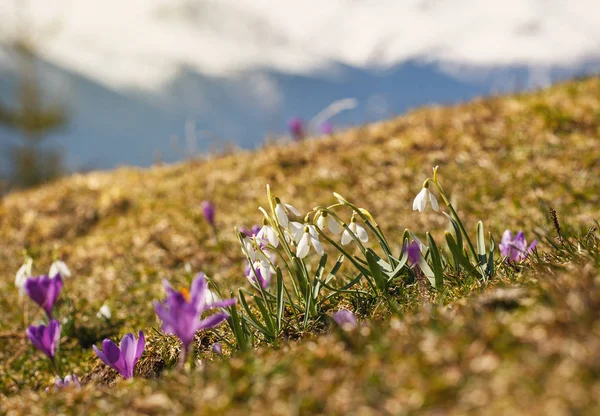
[
  {"xmin": 289, "ymin": 222, "xmax": 304, "ymax": 242},
  {"xmin": 307, "ymin": 225, "xmax": 319, "ymax": 239},
  {"xmin": 97, "ymin": 304, "xmax": 112, "ymax": 320},
  {"xmin": 244, "ymin": 239, "xmax": 256, "ymax": 261},
  {"xmin": 296, "ymin": 233, "xmax": 310, "ymax": 258},
  {"xmin": 317, "ymin": 215, "xmax": 327, "ymax": 230},
  {"xmin": 275, "ymin": 204, "xmax": 289, "ymax": 226},
  {"xmin": 428, "ymin": 191, "xmax": 439, "ymax": 212},
  {"xmin": 15, "ymin": 264, "xmax": 30, "ymax": 289},
  {"xmin": 355, "ymin": 224, "xmax": 369, "ymax": 243},
  {"xmin": 266, "ymin": 226, "xmax": 279, "ymax": 247},
  {"xmin": 328, "ymin": 217, "xmax": 342, "ymax": 234},
  {"xmin": 415, "ymin": 188, "xmax": 429, "ymax": 212},
  {"xmin": 285, "ymin": 203, "xmax": 301, "ymax": 216},
  {"xmin": 50, "ymin": 260, "xmax": 71, "ymax": 279},
  {"xmin": 311, "ymin": 237, "xmax": 324, "ymax": 255},
  {"xmin": 341, "ymin": 229, "xmax": 353, "ymax": 245}
]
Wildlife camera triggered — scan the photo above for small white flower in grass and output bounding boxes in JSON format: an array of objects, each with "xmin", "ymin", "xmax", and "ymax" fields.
[
  {"xmin": 412, "ymin": 181, "xmax": 439, "ymax": 213},
  {"xmin": 49, "ymin": 260, "xmax": 71, "ymax": 279},
  {"xmin": 274, "ymin": 197, "xmax": 301, "ymax": 227},
  {"xmin": 341, "ymin": 216, "xmax": 369, "ymax": 246},
  {"xmin": 296, "ymin": 225, "xmax": 324, "ymax": 259},
  {"xmin": 257, "ymin": 222, "xmax": 279, "ymax": 247},
  {"xmin": 97, "ymin": 304, "xmax": 112, "ymax": 320},
  {"xmin": 317, "ymin": 212, "xmax": 341, "ymax": 235},
  {"xmin": 15, "ymin": 257, "xmax": 33, "ymax": 296}
]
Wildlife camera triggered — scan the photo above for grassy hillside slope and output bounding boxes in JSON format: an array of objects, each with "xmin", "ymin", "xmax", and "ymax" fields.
[{"xmin": 1, "ymin": 77, "xmax": 599, "ymax": 414}]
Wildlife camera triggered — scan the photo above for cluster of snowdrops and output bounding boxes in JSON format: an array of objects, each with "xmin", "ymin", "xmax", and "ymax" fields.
[{"xmin": 15, "ymin": 167, "xmax": 536, "ymax": 390}]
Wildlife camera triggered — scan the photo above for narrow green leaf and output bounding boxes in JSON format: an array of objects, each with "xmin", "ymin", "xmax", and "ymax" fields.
[
  {"xmin": 476, "ymin": 221, "xmax": 487, "ymax": 266},
  {"xmin": 426, "ymin": 232, "xmax": 444, "ymax": 290},
  {"xmin": 276, "ymin": 268, "xmax": 284, "ymax": 332},
  {"xmin": 366, "ymin": 248, "xmax": 386, "ymax": 292},
  {"xmin": 445, "ymin": 232, "xmax": 482, "ymax": 279}
]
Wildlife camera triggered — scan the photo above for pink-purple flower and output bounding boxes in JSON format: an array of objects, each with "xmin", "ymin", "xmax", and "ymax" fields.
[
  {"xmin": 332, "ymin": 309, "xmax": 358, "ymax": 330},
  {"xmin": 46, "ymin": 374, "xmax": 81, "ymax": 392},
  {"xmin": 499, "ymin": 230, "xmax": 537, "ymax": 261},
  {"xmin": 27, "ymin": 320, "xmax": 61, "ymax": 362},
  {"xmin": 25, "ymin": 275, "xmax": 63, "ymax": 318},
  {"xmin": 93, "ymin": 331, "xmax": 145, "ymax": 379},
  {"xmin": 288, "ymin": 117, "xmax": 305, "ymax": 141},
  {"xmin": 154, "ymin": 273, "xmax": 235, "ymax": 359},
  {"xmin": 406, "ymin": 241, "xmax": 422, "ymax": 266},
  {"xmin": 321, "ymin": 121, "xmax": 334, "ymax": 135},
  {"xmin": 201, "ymin": 201, "xmax": 216, "ymax": 227}
]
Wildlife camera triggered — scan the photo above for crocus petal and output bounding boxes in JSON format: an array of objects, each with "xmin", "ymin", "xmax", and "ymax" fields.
[
  {"xmin": 209, "ymin": 298, "xmax": 236, "ymax": 309},
  {"xmin": 120, "ymin": 334, "xmax": 137, "ymax": 377},
  {"xmin": 93, "ymin": 345, "xmax": 111, "ymax": 367},
  {"xmin": 102, "ymin": 339, "xmax": 123, "ymax": 366},
  {"xmin": 198, "ymin": 312, "xmax": 230, "ymax": 331},
  {"xmin": 190, "ymin": 273, "xmax": 208, "ymax": 311},
  {"xmin": 296, "ymin": 233, "xmax": 310, "ymax": 258},
  {"xmin": 528, "ymin": 240, "xmax": 537, "ymax": 253},
  {"xmin": 135, "ymin": 331, "xmax": 145, "ymax": 363},
  {"xmin": 428, "ymin": 191, "xmax": 439, "ymax": 212},
  {"xmin": 332, "ymin": 309, "xmax": 358, "ymax": 329}
]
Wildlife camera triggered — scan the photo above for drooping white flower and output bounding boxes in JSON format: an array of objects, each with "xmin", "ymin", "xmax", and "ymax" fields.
[
  {"xmin": 317, "ymin": 212, "xmax": 341, "ymax": 235},
  {"xmin": 341, "ymin": 218, "xmax": 369, "ymax": 245},
  {"xmin": 412, "ymin": 187, "xmax": 439, "ymax": 213},
  {"xmin": 49, "ymin": 260, "xmax": 71, "ymax": 279},
  {"xmin": 296, "ymin": 225, "xmax": 324, "ymax": 259},
  {"xmin": 257, "ymin": 224, "xmax": 279, "ymax": 247},
  {"xmin": 274, "ymin": 198, "xmax": 301, "ymax": 227},
  {"xmin": 97, "ymin": 304, "xmax": 112, "ymax": 320},
  {"xmin": 15, "ymin": 257, "xmax": 33, "ymax": 295}
]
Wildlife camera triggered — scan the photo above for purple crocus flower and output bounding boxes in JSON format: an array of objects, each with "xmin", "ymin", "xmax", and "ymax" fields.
[
  {"xmin": 245, "ymin": 259, "xmax": 272, "ymax": 289},
  {"xmin": 212, "ymin": 343, "xmax": 222, "ymax": 355},
  {"xmin": 332, "ymin": 309, "xmax": 358, "ymax": 330},
  {"xmin": 201, "ymin": 201, "xmax": 216, "ymax": 227},
  {"xmin": 240, "ymin": 225, "xmax": 261, "ymax": 238},
  {"xmin": 46, "ymin": 374, "xmax": 81, "ymax": 392},
  {"xmin": 321, "ymin": 121, "xmax": 334, "ymax": 135},
  {"xmin": 154, "ymin": 273, "xmax": 235, "ymax": 358},
  {"xmin": 499, "ymin": 230, "xmax": 537, "ymax": 262},
  {"xmin": 27, "ymin": 320, "xmax": 61, "ymax": 361},
  {"xmin": 406, "ymin": 241, "xmax": 422, "ymax": 266},
  {"xmin": 288, "ymin": 117, "xmax": 305, "ymax": 141},
  {"xmin": 93, "ymin": 331, "xmax": 145, "ymax": 379},
  {"xmin": 25, "ymin": 274, "xmax": 63, "ymax": 318}
]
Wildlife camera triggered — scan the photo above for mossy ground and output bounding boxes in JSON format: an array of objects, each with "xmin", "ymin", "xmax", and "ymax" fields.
[{"xmin": 1, "ymin": 77, "xmax": 599, "ymax": 414}]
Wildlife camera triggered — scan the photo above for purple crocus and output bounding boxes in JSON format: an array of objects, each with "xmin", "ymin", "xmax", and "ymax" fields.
[
  {"xmin": 212, "ymin": 343, "xmax": 222, "ymax": 355},
  {"xmin": 240, "ymin": 225, "xmax": 261, "ymax": 238},
  {"xmin": 332, "ymin": 309, "xmax": 358, "ymax": 330},
  {"xmin": 406, "ymin": 241, "xmax": 422, "ymax": 266},
  {"xmin": 288, "ymin": 117, "xmax": 305, "ymax": 141},
  {"xmin": 46, "ymin": 374, "xmax": 81, "ymax": 392},
  {"xmin": 320, "ymin": 121, "xmax": 334, "ymax": 135},
  {"xmin": 499, "ymin": 230, "xmax": 537, "ymax": 262},
  {"xmin": 201, "ymin": 201, "xmax": 216, "ymax": 227},
  {"xmin": 25, "ymin": 274, "xmax": 63, "ymax": 318},
  {"xmin": 93, "ymin": 331, "xmax": 145, "ymax": 379},
  {"xmin": 154, "ymin": 273, "xmax": 235, "ymax": 363},
  {"xmin": 27, "ymin": 320, "xmax": 61, "ymax": 362}
]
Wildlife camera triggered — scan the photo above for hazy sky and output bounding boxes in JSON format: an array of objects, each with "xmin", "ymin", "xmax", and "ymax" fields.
[{"xmin": 1, "ymin": 0, "xmax": 599, "ymax": 91}]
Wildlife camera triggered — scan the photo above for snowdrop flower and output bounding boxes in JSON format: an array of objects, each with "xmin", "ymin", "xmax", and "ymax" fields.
[
  {"xmin": 15, "ymin": 257, "xmax": 33, "ymax": 295},
  {"xmin": 295, "ymin": 225, "xmax": 324, "ymax": 259},
  {"xmin": 49, "ymin": 260, "xmax": 71, "ymax": 279},
  {"xmin": 97, "ymin": 304, "xmax": 112, "ymax": 320},
  {"xmin": 246, "ymin": 255, "xmax": 274, "ymax": 289},
  {"xmin": 317, "ymin": 211, "xmax": 341, "ymax": 235},
  {"xmin": 274, "ymin": 197, "xmax": 301, "ymax": 227},
  {"xmin": 256, "ymin": 221, "xmax": 279, "ymax": 247},
  {"xmin": 412, "ymin": 182, "xmax": 439, "ymax": 213},
  {"xmin": 341, "ymin": 217, "xmax": 369, "ymax": 246}
]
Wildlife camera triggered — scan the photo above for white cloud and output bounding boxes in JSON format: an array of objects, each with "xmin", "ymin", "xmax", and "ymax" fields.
[{"xmin": 0, "ymin": 0, "xmax": 598, "ymax": 91}]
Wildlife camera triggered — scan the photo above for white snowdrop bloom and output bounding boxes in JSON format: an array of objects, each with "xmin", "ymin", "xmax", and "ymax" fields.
[
  {"xmin": 257, "ymin": 224, "xmax": 279, "ymax": 247},
  {"xmin": 296, "ymin": 225, "xmax": 324, "ymax": 259},
  {"xmin": 317, "ymin": 212, "xmax": 342, "ymax": 235},
  {"xmin": 49, "ymin": 260, "xmax": 71, "ymax": 279},
  {"xmin": 274, "ymin": 198, "xmax": 301, "ymax": 227},
  {"xmin": 204, "ymin": 288, "xmax": 221, "ymax": 306},
  {"xmin": 288, "ymin": 221, "xmax": 305, "ymax": 242},
  {"xmin": 412, "ymin": 187, "xmax": 439, "ymax": 213},
  {"xmin": 15, "ymin": 258, "xmax": 33, "ymax": 296},
  {"xmin": 97, "ymin": 304, "xmax": 112, "ymax": 320},
  {"xmin": 341, "ymin": 218, "xmax": 369, "ymax": 245}
]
